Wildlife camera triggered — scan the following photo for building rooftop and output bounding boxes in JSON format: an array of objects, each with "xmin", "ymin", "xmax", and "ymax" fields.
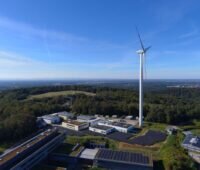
[
  {"xmin": 91, "ymin": 125, "xmax": 114, "ymax": 131},
  {"xmin": 99, "ymin": 120, "xmax": 133, "ymax": 129},
  {"xmin": 95, "ymin": 149, "xmax": 153, "ymax": 167},
  {"xmin": 63, "ymin": 120, "xmax": 87, "ymax": 126},
  {"xmin": 77, "ymin": 115, "xmax": 96, "ymax": 121},
  {"xmin": 183, "ymin": 135, "xmax": 200, "ymax": 148},
  {"xmin": 79, "ymin": 148, "xmax": 99, "ymax": 160},
  {"xmin": 112, "ymin": 122, "xmax": 133, "ymax": 128},
  {"xmin": 0, "ymin": 128, "xmax": 57, "ymax": 165},
  {"xmin": 54, "ymin": 111, "xmax": 73, "ymax": 117},
  {"xmin": 42, "ymin": 115, "xmax": 60, "ymax": 120}
]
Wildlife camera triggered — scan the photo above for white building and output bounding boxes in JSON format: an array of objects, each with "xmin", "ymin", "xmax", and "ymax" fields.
[
  {"xmin": 166, "ymin": 126, "xmax": 177, "ymax": 135},
  {"xmin": 61, "ymin": 120, "xmax": 89, "ymax": 131},
  {"xmin": 79, "ymin": 148, "xmax": 99, "ymax": 160},
  {"xmin": 125, "ymin": 115, "xmax": 133, "ymax": 120},
  {"xmin": 98, "ymin": 121, "xmax": 134, "ymax": 133},
  {"xmin": 53, "ymin": 111, "xmax": 74, "ymax": 120},
  {"xmin": 77, "ymin": 115, "xmax": 101, "ymax": 126},
  {"xmin": 182, "ymin": 135, "xmax": 200, "ymax": 152},
  {"xmin": 41, "ymin": 115, "xmax": 61, "ymax": 124},
  {"xmin": 89, "ymin": 125, "xmax": 114, "ymax": 135}
]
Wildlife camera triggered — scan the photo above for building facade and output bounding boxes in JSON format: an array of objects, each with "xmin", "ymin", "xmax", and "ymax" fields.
[
  {"xmin": 89, "ymin": 125, "xmax": 114, "ymax": 135},
  {"xmin": 41, "ymin": 115, "xmax": 61, "ymax": 124},
  {"xmin": 62, "ymin": 120, "xmax": 89, "ymax": 131}
]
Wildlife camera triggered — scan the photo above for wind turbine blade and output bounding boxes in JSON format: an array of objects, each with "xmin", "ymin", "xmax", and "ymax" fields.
[
  {"xmin": 144, "ymin": 46, "xmax": 151, "ymax": 53},
  {"xmin": 136, "ymin": 27, "xmax": 145, "ymax": 51}
]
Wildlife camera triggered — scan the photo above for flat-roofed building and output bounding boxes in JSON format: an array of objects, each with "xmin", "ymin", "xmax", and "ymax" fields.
[
  {"xmin": 98, "ymin": 121, "xmax": 134, "ymax": 133},
  {"xmin": 41, "ymin": 115, "xmax": 61, "ymax": 124},
  {"xmin": 89, "ymin": 125, "xmax": 114, "ymax": 135},
  {"xmin": 79, "ymin": 148, "xmax": 99, "ymax": 160},
  {"xmin": 94, "ymin": 149, "xmax": 153, "ymax": 170},
  {"xmin": 53, "ymin": 111, "xmax": 74, "ymax": 120},
  {"xmin": 77, "ymin": 115, "xmax": 101, "ymax": 126},
  {"xmin": 0, "ymin": 128, "xmax": 65, "ymax": 170},
  {"xmin": 61, "ymin": 120, "xmax": 89, "ymax": 131},
  {"xmin": 182, "ymin": 135, "xmax": 200, "ymax": 152}
]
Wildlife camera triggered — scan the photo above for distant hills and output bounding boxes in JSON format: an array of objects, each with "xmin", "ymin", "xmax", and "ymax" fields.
[{"xmin": 0, "ymin": 79, "xmax": 200, "ymax": 91}]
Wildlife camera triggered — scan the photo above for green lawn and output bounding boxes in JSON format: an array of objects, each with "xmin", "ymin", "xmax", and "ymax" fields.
[
  {"xmin": 65, "ymin": 135, "xmax": 118, "ymax": 149},
  {"xmin": 70, "ymin": 146, "xmax": 84, "ymax": 157},
  {"xmin": 191, "ymin": 129, "xmax": 200, "ymax": 135},
  {"xmin": 27, "ymin": 90, "xmax": 96, "ymax": 100},
  {"xmin": 158, "ymin": 132, "xmax": 196, "ymax": 170}
]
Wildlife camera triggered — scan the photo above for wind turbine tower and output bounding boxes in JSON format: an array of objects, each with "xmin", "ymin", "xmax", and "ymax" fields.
[{"xmin": 136, "ymin": 28, "xmax": 151, "ymax": 127}]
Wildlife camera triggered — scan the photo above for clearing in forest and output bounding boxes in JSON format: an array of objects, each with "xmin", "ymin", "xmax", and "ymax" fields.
[{"xmin": 27, "ymin": 90, "xmax": 96, "ymax": 99}]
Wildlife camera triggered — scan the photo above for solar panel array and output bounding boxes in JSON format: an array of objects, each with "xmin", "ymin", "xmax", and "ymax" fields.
[
  {"xmin": 129, "ymin": 130, "xmax": 166, "ymax": 146},
  {"xmin": 107, "ymin": 132, "xmax": 133, "ymax": 142},
  {"xmin": 96, "ymin": 149, "xmax": 151, "ymax": 166}
]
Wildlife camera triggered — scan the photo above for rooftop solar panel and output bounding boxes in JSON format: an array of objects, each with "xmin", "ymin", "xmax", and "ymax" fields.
[{"xmin": 96, "ymin": 149, "xmax": 153, "ymax": 167}]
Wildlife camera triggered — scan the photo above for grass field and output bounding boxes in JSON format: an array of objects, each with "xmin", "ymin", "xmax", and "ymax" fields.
[
  {"xmin": 27, "ymin": 90, "xmax": 96, "ymax": 100},
  {"xmin": 65, "ymin": 135, "xmax": 118, "ymax": 150}
]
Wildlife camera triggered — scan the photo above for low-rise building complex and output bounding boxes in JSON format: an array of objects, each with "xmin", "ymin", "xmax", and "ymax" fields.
[
  {"xmin": 62, "ymin": 120, "xmax": 89, "ymax": 131},
  {"xmin": 53, "ymin": 111, "xmax": 74, "ymax": 120},
  {"xmin": 41, "ymin": 115, "xmax": 61, "ymax": 124},
  {"xmin": 98, "ymin": 121, "xmax": 134, "ymax": 133},
  {"xmin": 182, "ymin": 135, "xmax": 200, "ymax": 152},
  {"xmin": 89, "ymin": 125, "xmax": 114, "ymax": 135},
  {"xmin": 77, "ymin": 115, "xmax": 101, "ymax": 126}
]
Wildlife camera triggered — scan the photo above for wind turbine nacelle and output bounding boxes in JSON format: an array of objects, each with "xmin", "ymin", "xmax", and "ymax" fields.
[{"xmin": 136, "ymin": 49, "xmax": 144, "ymax": 54}]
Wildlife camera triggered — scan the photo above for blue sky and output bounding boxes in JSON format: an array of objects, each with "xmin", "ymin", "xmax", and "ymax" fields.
[{"xmin": 0, "ymin": 0, "xmax": 200, "ymax": 80}]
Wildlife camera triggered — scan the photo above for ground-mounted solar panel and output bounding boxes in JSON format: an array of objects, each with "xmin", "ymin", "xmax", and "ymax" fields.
[
  {"xmin": 107, "ymin": 132, "xmax": 133, "ymax": 142},
  {"xmin": 128, "ymin": 130, "xmax": 167, "ymax": 146}
]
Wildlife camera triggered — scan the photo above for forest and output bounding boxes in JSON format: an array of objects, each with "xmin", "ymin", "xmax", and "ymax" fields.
[{"xmin": 0, "ymin": 85, "xmax": 199, "ymax": 143}]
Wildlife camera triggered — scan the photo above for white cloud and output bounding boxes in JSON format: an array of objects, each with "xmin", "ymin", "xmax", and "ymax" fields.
[
  {"xmin": 0, "ymin": 51, "xmax": 37, "ymax": 67},
  {"xmin": 0, "ymin": 16, "xmax": 87, "ymax": 42}
]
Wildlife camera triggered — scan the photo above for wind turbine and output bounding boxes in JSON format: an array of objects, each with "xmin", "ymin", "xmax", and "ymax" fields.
[{"xmin": 136, "ymin": 28, "xmax": 151, "ymax": 127}]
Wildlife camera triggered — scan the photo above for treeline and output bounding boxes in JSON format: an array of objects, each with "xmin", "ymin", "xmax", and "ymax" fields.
[
  {"xmin": 72, "ymin": 88, "xmax": 200, "ymax": 125},
  {"xmin": 0, "ymin": 86, "xmax": 79, "ymax": 142},
  {"xmin": 0, "ymin": 85, "xmax": 200, "ymax": 143}
]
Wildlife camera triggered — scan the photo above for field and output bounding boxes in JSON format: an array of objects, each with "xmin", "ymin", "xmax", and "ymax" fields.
[
  {"xmin": 65, "ymin": 135, "xmax": 119, "ymax": 150},
  {"xmin": 27, "ymin": 90, "xmax": 96, "ymax": 100}
]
